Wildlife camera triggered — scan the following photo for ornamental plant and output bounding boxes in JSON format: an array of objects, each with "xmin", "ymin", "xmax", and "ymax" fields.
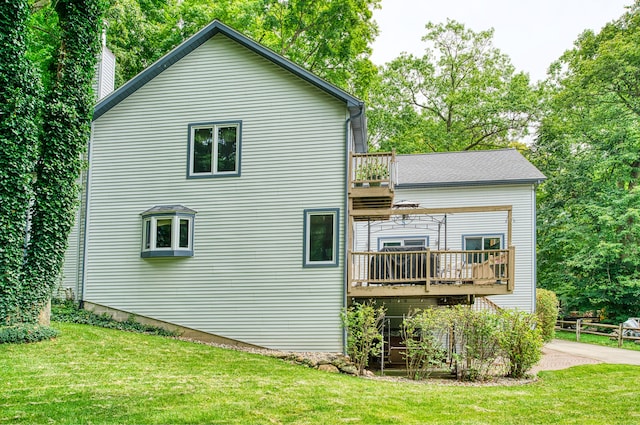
[
  {"xmin": 536, "ymin": 288, "xmax": 559, "ymax": 342},
  {"xmin": 498, "ymin": 309, "xmax": 543, "ymax": 378},
  {"xmin": 401, "ymin": 309, "xmax": 448, "ymax": 380},
  {"xmin": 355, "ymin": 161, "xmax": 389, "ymax": 181},
  {"xmin": 341, "ymin": 301, "xmax": 386, "ymax": 375}
]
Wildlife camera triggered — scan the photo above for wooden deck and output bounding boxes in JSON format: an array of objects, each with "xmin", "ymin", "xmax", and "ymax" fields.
[{"xmin": 347, "ymin": 247, "xmax": 515, "ymax": 298}]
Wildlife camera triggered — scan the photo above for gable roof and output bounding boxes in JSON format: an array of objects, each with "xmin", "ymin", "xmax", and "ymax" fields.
[
  {"xmin": 396, "ymin": 149, "xmax": 546, "ymax": 188},
  {"xmin": 93, "ymin": 20, "xmax": 367, "ymax": 151}
]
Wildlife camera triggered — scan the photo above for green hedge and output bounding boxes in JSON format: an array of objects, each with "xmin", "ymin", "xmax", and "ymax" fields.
[{"xmin": 0, "ymin": 324, "xmax": 59, "ymax": 344}]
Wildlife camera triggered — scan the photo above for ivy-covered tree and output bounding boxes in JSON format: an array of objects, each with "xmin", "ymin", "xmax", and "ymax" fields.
[
  {"xmin": 0, "ymin": 0, "xmax": 42, "ymax": 325},
  {"xmin": 532, "ymin": 2, "xmax": 640, "ymax": 322},
  {"xmin": 367, "ymin": 19, "xmax": 540, "ymax": 152},
  {"xmin": 0, "ymin": 0, "xmax": 106, "ymax": 325}
]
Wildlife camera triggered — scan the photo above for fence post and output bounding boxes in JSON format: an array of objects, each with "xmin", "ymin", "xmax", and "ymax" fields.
[
  {"xmin": 618, "ymin": 323, "xmax": 623, "ymax": 348},
  {"xmin": 576, "ymin": 318, "xmax": 581, "ymax": 342}
]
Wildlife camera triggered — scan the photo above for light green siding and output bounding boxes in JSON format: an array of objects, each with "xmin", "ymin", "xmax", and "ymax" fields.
[{"xmin": 80, "ymin": 34, "xmax": 348, "ymax": 351}]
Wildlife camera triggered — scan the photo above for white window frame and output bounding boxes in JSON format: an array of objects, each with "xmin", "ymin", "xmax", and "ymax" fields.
[
  {"xmin": 141, "ymin": 209, "xmax": 195, "ymax": 258},
  {"xmin": 378, "ymin": 236, "xmax": 428, "ymax": 250},
  {"xmin": 303, "ymin": 209, "xmax": 339, "ymax": 267},
  {"xmin": 188, "ymin": 121, "xmax": 241, "ymax": 178},
  {"xmin": 462, "ymin": 234, "xmax": 503, "ymax": 251}
]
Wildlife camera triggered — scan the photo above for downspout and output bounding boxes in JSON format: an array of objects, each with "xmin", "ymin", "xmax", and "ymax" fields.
[
  {"xmin": 342, "ymin": 116, "xmax": 351, "ymax": 354},
  {"xmin": 79, "ymin": 123, "xmax": 94, "ymax": 308},
  {"xmin": 343, "ymin": 103, "xmax": 365, "ymax": 353},
  {"xmin": 532, "ymin": 183, "xmax": 539, "ymax": 314}
]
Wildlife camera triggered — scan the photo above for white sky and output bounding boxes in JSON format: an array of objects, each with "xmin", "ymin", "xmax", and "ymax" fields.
[{"xmin": 370, "ymin": 0, "xmax": 632, "ymax": 82}]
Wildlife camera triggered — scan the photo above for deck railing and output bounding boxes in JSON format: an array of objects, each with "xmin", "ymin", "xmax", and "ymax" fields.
[
  {"xmin": 348, "ymin": 247, "xmax": 514, "ymax": 293},
  {"xmin": 350, "ymin": 151, "xmax": 396, "ymax": 190}
]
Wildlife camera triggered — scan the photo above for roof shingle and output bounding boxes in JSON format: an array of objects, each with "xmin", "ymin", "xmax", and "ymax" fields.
[{"xmin": 396, "ymin": 149, "xmax": 546, "ymax": 188}]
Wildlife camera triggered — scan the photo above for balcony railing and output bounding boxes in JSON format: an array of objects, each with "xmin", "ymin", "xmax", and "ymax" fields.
[
  {"xmin": 347, "ymin": 247, "xmax": 515, "ymax": 297},
  {"xmin": 350, "ymin": 151, "xmax": 396, "ymax": 190}
]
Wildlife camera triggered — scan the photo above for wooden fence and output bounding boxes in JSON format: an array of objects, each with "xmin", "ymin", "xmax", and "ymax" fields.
[{"xmin": 556, "ymin": 318, "xmax": 640, "ymax": 348}]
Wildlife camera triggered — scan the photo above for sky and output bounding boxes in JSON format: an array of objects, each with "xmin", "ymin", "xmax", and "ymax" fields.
[{"xmin": 370, "ymin": 0, "xmax": 632, "ymax": 82}]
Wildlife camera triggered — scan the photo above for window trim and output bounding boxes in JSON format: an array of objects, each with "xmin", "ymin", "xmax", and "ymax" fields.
[
  {"xmin": 187, "ymin": 121, "xmax": 242, "ymax": 178},
  {"xmin": 141, "ymin": 207, "xmax": 196, "ymax": 258},
  {"xmin": 462, "ymin": 234, "xmax": 504, "ymax": 251},
  {"xmin": 303, "ymin": 208, "xmax": 340, "ymax": 268},
  {"xmin": 377, "ymin": 235, "xmax": 429, "ymax": 251}
]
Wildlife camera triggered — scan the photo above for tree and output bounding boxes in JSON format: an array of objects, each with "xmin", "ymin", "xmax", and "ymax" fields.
[
  {"xmin": 0, "ymin": 0, "xmax": 42, "ymax": 325},
  {"xmin": 532, "ymin": 2, "xmax": 640, "ymax": 322},
  {"xmin": 367, "ymin": 19, "xmax": 539, "ymax": 152},
  {"xmin": 104, "ymin": 0, "xmax": 380, "ymax": 98},
  {"xmin": 0, "ymin": 0, "xmax": 106, "ymax": 325}
]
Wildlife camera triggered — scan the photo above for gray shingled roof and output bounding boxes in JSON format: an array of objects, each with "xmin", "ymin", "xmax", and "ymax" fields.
[{"xmin": 396, "ymin": 149, "xmax": 546, "ymax": 188}]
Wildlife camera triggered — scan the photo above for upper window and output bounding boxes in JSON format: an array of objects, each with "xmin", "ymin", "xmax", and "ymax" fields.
[
  {"xmin": 188, "ymin": 121, "xmax": 241, "ymax": 177},
  {"xmin": 304, "ymin": 209, "xmax": 339, "ymax": 267},
  {"xmin": 141, "ymin": 205, "xmax": 196, "ymax": 258}
]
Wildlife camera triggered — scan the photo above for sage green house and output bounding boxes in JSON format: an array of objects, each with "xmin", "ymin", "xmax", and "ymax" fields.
[
  {"xmin": 64, "ymin": 20, "xmax": 545, "ymax": 352},
  {"xmin": 64, "ymin": 20, "xmax": 365, "ymax": 352}
]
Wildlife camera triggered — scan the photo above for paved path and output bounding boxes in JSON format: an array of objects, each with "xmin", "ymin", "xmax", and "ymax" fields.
[{"xmin": 531, "ymin": 339, "xmax": 640, "ymax": 373}]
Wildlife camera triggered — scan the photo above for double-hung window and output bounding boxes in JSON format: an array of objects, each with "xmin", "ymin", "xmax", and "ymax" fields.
[
  {"xmin": 303, "ymin": 209, "xmax": 339, "ymax": 267},
  {"xmin": 141, "ymin": 205, "xmax": 196, "ymax": 258},
  {"xmin": 188, "ymin": 121, "xmax": 241, "ymax": 177}
]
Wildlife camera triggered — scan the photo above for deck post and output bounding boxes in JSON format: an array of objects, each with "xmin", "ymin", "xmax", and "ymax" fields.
[
  {"xmin": 425, "ymin": 249, "xmax": 431, "ymax": 293},
  {"xmin": 507, "ymin": 246, "xmax": 515, "ymax": 291}
]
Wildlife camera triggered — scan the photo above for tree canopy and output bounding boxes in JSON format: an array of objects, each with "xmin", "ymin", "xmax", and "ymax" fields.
[
  {"xmin": 532, "ymin": 2, "xmax": 640, "ymax": 322},
  {"xmin": 104, "ymin": 0, "xmax": 380, "ymax": 98},
  {"xmin": 367, "ymin": 19, "xmax": 540, "ymax": 153}
]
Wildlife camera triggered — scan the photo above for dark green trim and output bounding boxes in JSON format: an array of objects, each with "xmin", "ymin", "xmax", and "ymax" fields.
[
  {"xmin": 141, "ymin": 249, "xmax": 193, "ymax": 258},
  {"xmin": 186, "ymin": 120, "xmax": 242, "ymax": 179},
  {"xmin": 303, "ymin": 208, "xmax": 340, "ymax": 268}
]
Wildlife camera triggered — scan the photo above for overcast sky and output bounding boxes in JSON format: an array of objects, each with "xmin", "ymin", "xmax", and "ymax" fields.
[{"xmin": 370, "ymin": 0, "xmax": 632, "ymax": 82}]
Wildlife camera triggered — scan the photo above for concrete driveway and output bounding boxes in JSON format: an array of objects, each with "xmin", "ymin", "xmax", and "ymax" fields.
[{"xmin": 532, "ymin": 339, "xmax": 640, "ymax": 373}]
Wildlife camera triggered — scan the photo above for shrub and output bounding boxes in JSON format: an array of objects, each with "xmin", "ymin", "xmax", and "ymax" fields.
[
  {"xmin": 498, "ymin": 310, "xmax": 543, "ymax": 378},
  {"xmin": 449, "ymin": 306, "xmax": 502, "ymax": 381},
  {"xmin": 341, "ymin": 301, "xmax": 386, "ymax": 375},
  {"xmin": 0, "ymin": 324, "xmax": 60, "ymax": 344},
  {"xmin": 401, "ymin": 309, "xmax": 448, "ymax": 380},
  {"xmin": 536, "ymin": 288, "xmax": 559, "ymax": 342}
]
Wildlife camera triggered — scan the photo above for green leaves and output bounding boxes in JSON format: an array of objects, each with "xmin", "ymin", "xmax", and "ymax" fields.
[
  {"xmin": 368, "ymin": 19, "xmax": 540, "ymax": 153},
  {"xmin": 1, "ymin": 0, "xmax": 106, "ymax": 325},
  {"xmin": 103, "ymin": 0, "xmax": 380, "ymax": 96},
  {"xmin": 533, "ymin": 4, "xmax": 640, "ymax": 323}
]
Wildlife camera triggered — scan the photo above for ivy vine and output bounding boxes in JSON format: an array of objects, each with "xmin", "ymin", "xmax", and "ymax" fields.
[{"xmin": 0, "ymin": 0, "xmax": 106, "ymax": 325}]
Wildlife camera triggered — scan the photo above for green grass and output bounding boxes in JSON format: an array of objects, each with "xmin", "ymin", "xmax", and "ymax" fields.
[
  {"xmin": 555, "ymin": 329, "xmax": 640, "ymax": 352},
  {"xmin": 1, "ymin": 323, "xmax": 640, "ymax": 425}
]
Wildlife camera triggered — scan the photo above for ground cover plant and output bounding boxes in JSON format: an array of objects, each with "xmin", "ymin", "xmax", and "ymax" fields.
[
  {"xmin": 555, "ymin": 330, "xmax": 640, "ymax": 352},
  {"xmin": 2, "ymin": 323, "xmax": 639, "ymax": 425}
]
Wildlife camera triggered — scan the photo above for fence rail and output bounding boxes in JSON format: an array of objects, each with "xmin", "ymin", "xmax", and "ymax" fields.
[{"xmin": 556, "ymin": 318, "xmax": 640, "ymax": 347}]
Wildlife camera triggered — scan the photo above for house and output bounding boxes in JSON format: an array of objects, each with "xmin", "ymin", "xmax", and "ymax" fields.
[{"xmin": 62, "ymin": 20, "xmax": 545, "ymax": 352}]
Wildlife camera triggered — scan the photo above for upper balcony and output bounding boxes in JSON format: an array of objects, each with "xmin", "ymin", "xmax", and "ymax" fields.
[{"xmin": 349, "ymin": 152, "xmax": 396, "ymax": 219}]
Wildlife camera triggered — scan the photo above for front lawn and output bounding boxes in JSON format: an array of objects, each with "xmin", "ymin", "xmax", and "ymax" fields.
[{"xmin": 1, "ymin": 323, "xmax": 639, "ymax": 424}]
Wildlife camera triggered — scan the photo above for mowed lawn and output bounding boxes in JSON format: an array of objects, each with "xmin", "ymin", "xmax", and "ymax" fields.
[{"xmin": 1, "ymin": 323, "xmax": 639, "ymax": 425}]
